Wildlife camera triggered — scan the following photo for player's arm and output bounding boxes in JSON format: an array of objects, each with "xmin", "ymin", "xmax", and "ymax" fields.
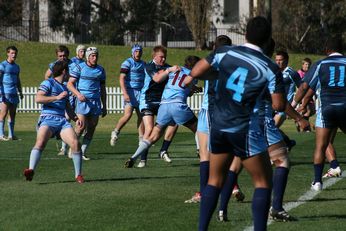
[
  {"xmin": 100, "ymin": 81, "xmax": 107, "ymax": 117},
  {"xmin": 284, "ymin": 100, "xmax": 310, "ymax": 131},
  {"xmin": 291, "ymin": 82, "xmax": 310, "ymax": 108},
  {"xmin": 36, "ymin": 90, "xmax": 67, "ymax": 104},
  {"xmin": 17, "ymin": 75, "xmax": 23, "ymax": 99},
  {"xmin": 67, "ymin": 77, "xmax": 86, "ymax": 102},
  {"xmin": 152, "ymin": 65, "xmax": 181, "ymax": 83},
  {"xmin": 44, "ymin": 68, "xmax": 52, "ymax": 79},
  {"xmin": 184, "ymin": 59, "xmax": 214, "ymax": 86},
  {"xmin": 119, "ymin": 73, "xmax": 130, "ymax": 102},
  {"xmin": 297, "ymin": 88, "xmax": 315, "ymax": 113}
]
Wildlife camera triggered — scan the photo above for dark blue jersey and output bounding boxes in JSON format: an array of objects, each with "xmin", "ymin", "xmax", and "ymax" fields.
[
  {"xmin": 206, "ymin": 44, "xmax": 284, "ymax": 133},
  {"xmin": 140, "ymin": 61, "xmax": 170, "ymax": 104},
  {"xmin": 304, "ymin": 54, "xmax": 346, "ymax": 106},
  {"xmin": 282, "ymin": 67, "xmax": 301, "ymax": 102}
]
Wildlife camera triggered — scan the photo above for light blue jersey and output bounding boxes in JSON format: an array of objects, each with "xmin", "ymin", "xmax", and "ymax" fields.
[
  {"xmin": 38, "ymin": 78, "xmax": 68, "ymax": 117},
  {"xmin": 0, "ymin": 60, "xmax": 20, "ymax": 95},
  {"xmin": 70, "ymin": 62, "xmax": 106, "ymax": 99},
  {"xmin": 71, "ymin": 57, "xmax": 85, "ymax": 65},
  {"xmin": 161, "ymin": 67, "xmax": 192, "ymax": 104},
  {"xmin": 120, "ymin": 57, "xmax": 145, "ymax": 89}
]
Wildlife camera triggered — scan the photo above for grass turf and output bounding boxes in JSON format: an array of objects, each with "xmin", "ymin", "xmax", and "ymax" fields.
[{"xmin": 1, "ymin": 113, "xmax": 346, "ymax": 230}]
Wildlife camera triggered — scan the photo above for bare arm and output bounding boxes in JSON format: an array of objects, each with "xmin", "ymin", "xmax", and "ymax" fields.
[
  {"xmin": 17, "ymin": 75, "xmax": 23, "ymax": 99},
  {"xmin": 285, "ymin": 101, "xmax": 310, "ymax": 130},
  {"xmin": 152, "ymin": 65, "xmax": 181, "ymax": 83},
  {"xmin": 292, "ymin": 82, "xmax": 310, "ymax": 107},
  {"xmin": 119, "ymin": 73, "xmax": 130, "ymax": 102},
  {"xmin": 67, "ymin": 77, "xmax": 86, "ymax": 102},
  {"xmin": 36, "ymin": 90, "xmax": 67, "ymax": 104},
  {"xmin": 271, "ymin": 92, "xmax": 286, "ymax": 112},
  {"xmin": 183, "ymin": 59, "xmax": 213, "ymax": 86}
]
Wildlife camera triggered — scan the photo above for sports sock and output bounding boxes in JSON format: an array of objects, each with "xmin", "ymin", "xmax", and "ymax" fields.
[
  {"xmin": 29, "ymin": 148, "xmax": 42, "ymax": 170},
  {"xmin": 72, "ymin": 152, "xmax": 82, "ymax": 177},
  {"xmin": 252, "ymin": 188, "xmax": 271, "ymax": 231},
  {"xmin": 314, "ymin": 163, "xmax": 324, "ymax": 183},
  {"xmin": 272, "ymin": 167, "xmax": 289, "ymax": 211},
  {"xmin": 199, "ymin": 161, "xmax": 209, "ymax": 193},
  {"xmin": 140, "ymin": 149, "xmax": 148, "ymax": 161},
  {"xmin": 199, "ymin": 185, "xmax": 220, "ymax": 231},
  {"xmin": 160, "ymin": 140, "xmax": 171, "ymax": 152},
  {"xmin": 8, "ymin": 121, "xmax": 15, "ymax": 138},
  {"xmin": 0, "ymin": 120, "xmax": 4, "ymax": 137},
  {"xmin": 81, "ymin": 138, "xmax": 91, "ymax": 155},
  {"xmin": 219, "ymin": 170, "xmax": 238, "ymax": 214},
  {"xmin": 131, "ymin": 140, "xmax": 151, "ymax": 160},
  {"xmin": 330, "ymin": 159, "xmax": 339, "ymax": 169},
  {"xmin": 61, "ymin": 140, "xmax": 68, "ymax": 151}
]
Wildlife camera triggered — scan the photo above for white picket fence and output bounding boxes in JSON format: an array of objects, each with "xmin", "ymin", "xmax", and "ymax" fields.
[{"xmin": 18, "ymin": 87, "xmax": 203, "ymax": 113}]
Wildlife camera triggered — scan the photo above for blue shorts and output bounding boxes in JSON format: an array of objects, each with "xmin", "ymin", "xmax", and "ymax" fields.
[
  {"xmin": 263, "ymin": 117, "xmax": 283, "ymax": 146},
  {"xmin": 124, "ymin": 88, "xmax": 141, "ymax": 108},
  {"xmin": 197, "ymin": 108, "xmax": 211, "ymax": 134},
  {"xmin": 76, "ymin": 98, "xmax": 102, "ymax": 116},
  {"xmin": 37, "ymin": 115, "xmax": 72, "ymax": 138},
  {"xmin": 209, "ymin": 126, "xmax": 267, "ymax": 158},
  {"xmin": 0, "ymin": 93, "xmax": 19, "ymax": 105},
  {"xmin": 156, "ymin": 102, "xmax": 195, "ymax": 127},
  {"xmin": 316, "ymin": 104, "xmax": 346, "ymax": 130}
]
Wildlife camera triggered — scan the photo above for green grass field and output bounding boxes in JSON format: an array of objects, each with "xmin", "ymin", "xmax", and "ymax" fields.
[{"xmin": 1, "ymin": 113, "xmax": 346, "ymax": 231}]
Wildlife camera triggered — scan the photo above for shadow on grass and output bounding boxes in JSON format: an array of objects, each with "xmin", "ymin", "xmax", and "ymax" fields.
[{"xmin": 37, "ymin": 175, "xmax": 197, "ymax": 185}]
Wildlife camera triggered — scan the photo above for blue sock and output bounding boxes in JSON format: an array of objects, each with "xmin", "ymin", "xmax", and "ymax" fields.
[
  {"xmin": 252, "ymin": 188, "xmax": 271, "ymax": 231},
  {"xmin": 8, "ymin": 121, "xmax": 15, "ymax": 138},
  {"xmin": 72, "ymin": 152, "xmax": 82, "ymax": 177},
  {"xmin": 160, "ymin": 140, "xmax": 172, "ymax": 152},
  {"xmin": 314, "ymin": 163, "xmax": 324, "ymax": 183},
  {"xmin": 0, "ymin": 120, "xmax": 4, "ymax": 137},
  {"xmin": 131, "ymin": 140, "xmax": 150, "ymax": 160},
  {"xmin": 219, "ymin": 170, "xmax": 238, "ymax": 213},
  {"xmin": 272, "ymin": 167, "xmax": 289, "ymax": 211},
  {"xmin": 199, "ymin": 161, "xmax": 209, "ymax": 193},
  {"xmin": 140, "ymin": 150, "xmax": 148, "ymax": 161},
  {"xmin": 81, "ymin": 138, "xmax": 91, "ymax": 155},
  {"xmin": 199, "ymin": 185, "xmax": 220, "ymax": 231},
  {"xmin": 29, "ymin": 148, "xmax": 42, "ymax": 170},
  {"xmin": 330, "ymin": 160, "xmax": 339, "ymax": 169}
]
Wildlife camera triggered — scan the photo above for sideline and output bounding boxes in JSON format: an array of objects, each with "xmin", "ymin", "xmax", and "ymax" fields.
[{"xmin": 244, "ymin": 172, "xmax": 345, "ymax": 231}]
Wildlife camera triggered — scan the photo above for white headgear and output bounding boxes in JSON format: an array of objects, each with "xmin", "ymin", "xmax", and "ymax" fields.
[
  {"xmin": 86, "ymin": 47, "xmax": 98, "ymax": 59},
  {"xmin": 76, "ymin": 44, "xmax": 86, "ymax": 55}
]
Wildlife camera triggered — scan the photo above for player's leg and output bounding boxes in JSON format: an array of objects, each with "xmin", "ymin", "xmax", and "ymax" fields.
[
  {"xmin": 110, "ymin": 105, "xmax": 134, "ymax": 146},
  {"xmin": 74, "ymin": 114, "xmax": 86, "ymax": 138},
  {"xmin": 199, "ymin": 152, "xmax": 232, "ymax": 230},
  {"xmin": 158, "ymin": 124, "xmax": 178, "ymax": 162},
  {"xmin": 323, "ymin": 128, "xmax": 342, "ymax": 178},
  {"xmin": 218, "ymin": 156, "xmax": 242, "ymax": 221},
  {"xmin": 7, "ymin": 103, "xmax": 17, "ymax": 139},
  {"xmin": 24, "ymin": 126, "xmax": 53, "ymax": 181},
  {"xmin": 0, "ymin": 102, "xmax": 9, "ymax": 140},
  {"xmin": 242, "ymin": 153, "xmax": 272, "ymax": 231},
  {"xmin": 81, "ymin": 115, "xmax": 99, "ymax": 160},
  {"xmin": 60, "ymin": 127, "xmax": 83, "ymax": 182},
  {"xmin": 311, "ymin": 127, "xmax": 332, "ymax": 190},
  {"xmin": 135, "ymin": 107, "xmax": 144, "ymax": 143}
]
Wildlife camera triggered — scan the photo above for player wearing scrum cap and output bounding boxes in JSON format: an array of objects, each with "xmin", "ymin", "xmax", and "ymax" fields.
[{"xmin": 67, "ymin": 47, "xmax": 107, "ymax": 161}]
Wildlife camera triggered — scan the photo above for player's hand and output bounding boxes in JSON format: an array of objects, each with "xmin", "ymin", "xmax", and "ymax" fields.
[
  {"xmin": 123, "ymin": 93, "xmax": 130, "ymax": 102},
  {"xmin": 77, "ymin": 93, "xmax": 86, "ymax": 102},
  {"xmin": 56, "ymin": 91, "xmax": 68, "ymax": 100},
  {"xmin": 297, "ymin": 117, "xmax": 310, "ymax": 131},
  {"xmin": 168, "ymin": 65, "xmax": 181, "ymax": 73},
  {"xmin": 297, "ymin": 105, "xmax": 307, "ymax": 114},
  {"xmin": 102, "ymin": 107, "xmax": 107, "ymax": 117}
]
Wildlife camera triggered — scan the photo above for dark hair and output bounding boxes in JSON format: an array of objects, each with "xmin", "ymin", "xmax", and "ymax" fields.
[
  {"xmin": 302, "ymin": 57, "xmax": 312, "ymax": 65},
  {"xmin": 264, "ymin": 38, "xmax": 275, "ymax": 57},
  {"xmin": 6, "ymin": 46, "xmax": 18, "ymax": 53},
  {"xmin": 52, "ymin": 60, "xmax": 68, "ymax": 77},
  {"xmin": 56, "ymin": 45, "xmax": 70, "ymax": 57},
  {"xmin": 325, "ymin": 36, "xmax": 343, "ymax": 53},
  {"xmin": 152, "ymin": 45, "xmax": 167, "ymax": 57},
  {"xmin": 245, "ymin": 16, "xmax": 271, "ymax": 47},
  {"xmin": 184, "ymin": 55, "xmax": 200, "ymax": 69},
  {"xmin": 276, "ymin": 50, "xmax": 289, "ymax": 62},
  {"xmin": 214, "ymin": 35, "xmax": 232, "ymax": 49}
]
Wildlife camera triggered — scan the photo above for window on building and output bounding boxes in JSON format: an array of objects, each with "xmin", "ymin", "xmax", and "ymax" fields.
[{"xmin": 223, "ymin": 0, "xmax": 239, "ymax": 24}]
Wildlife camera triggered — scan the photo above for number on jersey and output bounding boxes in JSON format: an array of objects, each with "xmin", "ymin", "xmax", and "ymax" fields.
[{"xmin": 226, "ymin": 67, "xmax": 248, "ymax": 102}]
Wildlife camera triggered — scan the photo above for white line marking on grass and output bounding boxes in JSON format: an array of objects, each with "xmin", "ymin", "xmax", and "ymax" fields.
[{"xmin": 244, "ymin": 172, "xmax": 345, "ymax": 231}]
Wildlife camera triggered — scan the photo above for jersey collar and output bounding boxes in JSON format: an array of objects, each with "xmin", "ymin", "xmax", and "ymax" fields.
[
  {"xmin": 329, "ymin": 52, "xmax": 343, "ymax": 56},
  {"xmin": 242, "ymin": 43, "xmax": 263, "ymax": 53}
]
